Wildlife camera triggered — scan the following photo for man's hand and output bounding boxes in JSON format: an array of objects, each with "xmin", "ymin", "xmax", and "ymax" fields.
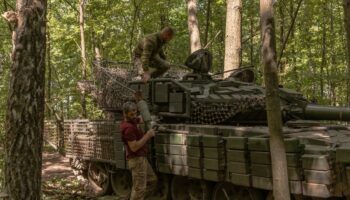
[
  {"xmin": 128, "ymin": 128, "xmax": 155, "ymax": 152},
  {"xmin": 146, "ymin": 128, "xmax": 155, "ymax": 138},
  {"xmin": 142, "ymin": 71, "xmax": 151, "ymax": 83}
]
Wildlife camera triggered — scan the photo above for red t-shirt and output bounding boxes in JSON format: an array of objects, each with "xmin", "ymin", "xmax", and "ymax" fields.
[{"xmin": 120, "ymin": 119, "xmax": 148, "ymax": 160}]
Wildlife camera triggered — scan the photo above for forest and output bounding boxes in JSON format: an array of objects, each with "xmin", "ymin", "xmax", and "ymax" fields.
[
  {"xmin": 1, "ymin": 0, "xmax": 349, "ymax": 123},
  {"xmin": 1, "ymin": 0, "xmax": 350, "ymax": 199}
]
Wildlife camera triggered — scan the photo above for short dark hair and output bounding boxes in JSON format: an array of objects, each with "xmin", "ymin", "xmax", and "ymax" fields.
[{"xmin": 161, "ymin": 26, "xmax": 175, "ymax": 36}]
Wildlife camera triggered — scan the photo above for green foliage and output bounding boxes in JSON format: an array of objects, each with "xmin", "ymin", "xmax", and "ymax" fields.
[
  {"xmin": 0, "ymin": 0, "xmax": 14, "ymax": 189},
  {"xmin": 0, "ymin": 0, "xmax": 349, "ymax": 125},
  {"xmin": 0, "ymin": 0, "xmax": 348, "ymax": 194},
  {"xmin": 273, "ymin": 0, "xmax": 348, "ymax": 106}
]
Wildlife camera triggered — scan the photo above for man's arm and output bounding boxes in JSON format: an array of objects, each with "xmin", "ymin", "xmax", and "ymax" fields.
[
  {"xmin": 159, "ymin": 48, "xmax": 166, "ymax": 60},
  {"xmin": 127, "ymin": 129, "xmax": 155, "ymax": 152},
  {"xmin": 141, "ymin": 39, "xmax": 154, "ymax": 72}
]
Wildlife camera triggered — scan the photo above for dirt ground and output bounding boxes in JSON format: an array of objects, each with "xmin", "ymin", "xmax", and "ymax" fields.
[
  {"xmin": 42, "ymin": 149, "xmax": 122, "ymax": 200},
  {"xmin": 42, "ymin": 148, "xmax": 117, "ymax": 200},
  {"xmin": 42, "ymin": 150, "xmax": 95, "ymax": 200}
]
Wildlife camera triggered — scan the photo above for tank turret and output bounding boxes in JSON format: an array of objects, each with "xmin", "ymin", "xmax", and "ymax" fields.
[{"xmin": 129, "ymin": 49, "xmax": 350, "ymax": 125}]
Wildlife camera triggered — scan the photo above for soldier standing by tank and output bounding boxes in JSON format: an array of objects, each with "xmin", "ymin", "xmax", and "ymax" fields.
[
  {"xmin": 133, "ymin": 27, "xmax": 175, "ymax": 82},
  {"xmin": 120, "ymin": 101, "xmax": 157, "ymax": 200}
]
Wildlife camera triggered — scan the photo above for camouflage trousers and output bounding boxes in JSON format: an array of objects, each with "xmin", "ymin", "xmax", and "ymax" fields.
[
  {"xmin": 127, "ymin": 156, "xmax": 157, "ymax": 200},
  {"xmin": 133, "ymin": 56, "xmax": 170, "ymax": 78}
]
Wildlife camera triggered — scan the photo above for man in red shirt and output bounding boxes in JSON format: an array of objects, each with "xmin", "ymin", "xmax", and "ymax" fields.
[{"xmin": 120, "ymin": 101, "xmax": 157, "ymax": 200}]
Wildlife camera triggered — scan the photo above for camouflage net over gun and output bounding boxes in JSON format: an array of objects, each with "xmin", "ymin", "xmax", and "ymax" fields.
[
  {"xmin": 76, "ymin": 61, "xmax": 136, "ymax": 111},
  {"xmin": 94, "ymin": 65, "xmax": 137, "ymax": 110},
  {"xmin": 77, "ymin": 60, "xmax": 188, "ymax": 111}
]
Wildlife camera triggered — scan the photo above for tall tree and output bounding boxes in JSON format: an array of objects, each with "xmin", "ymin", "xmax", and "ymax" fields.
[
  {"xmin": 249, "ymin": 10, "xmax": 255, "ymax": 66},
  {"xmin": 3, "ymin": 0, "xmax": 47, "ymax": 199},
  {"xmin": 187, "ymin": 0, "xmax": 201, "ymax": 53},
  {"xmin": 260, "ymin": 0, "xmax": 291, "ymax": 199},
  {"xmin": 79, "ymin": 0, "xmax": 87, "ymax": 118},
  {"xmin": 224, "ymin": 0, "xmax": 242, "ymax": 78},
  {"xmin": 47, "ymin": 26, "xmax": 52, "ymax": 118},
  {"xmin": 204, "ymin": 0, "xmax": 211, "ymax": 45},
  {"xmin": 320, "ymin": 2, "xmax": 326, "ymax": 102},
  {"xmin": 129, "ymin": 0, "xmax": 141, "ymax": 60},
  {"xmin": 343, "ymin": 0, "xmax": 350, "ymax": 105},
  {"xmin": 329, "ymin": 1, "xmax": 337, "ymax": 105}
]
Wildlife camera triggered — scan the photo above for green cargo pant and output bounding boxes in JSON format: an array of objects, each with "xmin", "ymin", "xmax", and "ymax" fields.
[
  {"xmin": 134, "ymin": 55, "xmax": 170, "ymax": 78},
  {"xmin": 128, "ymin": 156, "xmax": 157, "ymax": 200}
]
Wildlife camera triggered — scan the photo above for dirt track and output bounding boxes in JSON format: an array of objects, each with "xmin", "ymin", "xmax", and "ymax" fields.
[
  {"xmin": 42, "ymin": 152, "xmax": 76, "ymax": 181},
  {"xmin": 42, "ymin": 151, "xmax": 122, "ymax": 200},
  {"xmin": 42, "ymin": 151, "xmax": 93, "ymax": 200}
]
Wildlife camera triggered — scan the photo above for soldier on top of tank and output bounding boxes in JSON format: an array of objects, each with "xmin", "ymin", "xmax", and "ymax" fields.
[
  {"xmin": 120, "ymin": 101, "xmax": 157, "ymax": 200},
  {"xmin": 133, "ymin": 26, "xmax": 175, "ymax": 83}
]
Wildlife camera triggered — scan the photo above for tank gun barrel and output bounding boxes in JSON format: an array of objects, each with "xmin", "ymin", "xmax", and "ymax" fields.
[{"xmin": 304, "ymin": 104, "xmax": 350, "ymax": 121}]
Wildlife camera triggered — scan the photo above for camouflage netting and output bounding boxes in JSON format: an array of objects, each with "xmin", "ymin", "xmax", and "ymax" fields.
[
  {"xmin": 77, "ymin": 60, "xmax": 189, "ymax": 111},
  {"xmin": 191, "ymin": 95, "xmax": 266, "ymax": 124},
  {"xmin": 94, "ymin": 65, "xmax": 137, "ymax": 110}
]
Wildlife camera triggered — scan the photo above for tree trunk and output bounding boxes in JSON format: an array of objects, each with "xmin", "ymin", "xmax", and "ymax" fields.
[
  {"xmin": 344, "ymin": 0, "xmax": 350, "ymax": 106},
  {"xmin": 187, "ymin": 0, "xmax": 202, "ymax": 53},
  {"xmin": 291, "ymin": 0, "xmax": 299, "ymax": 91},
  {"xmin": 249, "ymin": 13, "xmax": 254, "ymax": 66},
  {"xmin": 5, "ymin": 0, "xmax": 47, "ymax": 199},
  {"xmin": 260, "ymin": 0, "xmax": 291, "ymax": 200},
  {"xmin": 278, "ymin": 2, "xmax": 285, "ymax": 73},
  {"xmin": 224, "ymin": 0, "xmax": 242, "ymax": 78},
  {"xmin": 95, "ymin": 46, "xmax": 102, "ymax": 68},
  {"xmin": 204, "ymin": 0, "xmax": 211, "ymax": 45},
  {"xmin": 129, "ymin": 0, "xmax": 141, "ymax": 60},
  {"xmin": 329, "ymin": 1, "xmax": 336, "ymax": 105},
  {"xmin": 79, "ymin": 0, "xmax": 87, "ymax": 118},
  {"xmin": 47, "ymin": 27, "xmax": 52, "ymax": 118},
  {"xmin": 321, "ymin": 3, "xmax": 326, "ymax": 103}
]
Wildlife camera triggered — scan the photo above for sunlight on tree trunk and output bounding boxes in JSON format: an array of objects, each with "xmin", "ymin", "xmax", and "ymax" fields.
[
  {"xmin": 79, "ymin": 0, "xmax": 87, "ymax": 118},
  {"xmin": 187, "ymin": 0, "xmax": 201, "ymax": 53},
  {"xmin": 224, "ymin": 0, "xmax": 242, "ymax": 78},
  {"xmin": 260, "ymin": 0, "xmax": 291, "ymax": 199},
  {"xmin": 4, "ymin": 0, "xmax": 47, "ymax": 199}
]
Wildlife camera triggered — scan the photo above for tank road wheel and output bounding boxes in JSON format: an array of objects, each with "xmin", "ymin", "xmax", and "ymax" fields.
[
  {"xmin": 148, "ymin": 174, "xmax": 171, "ymax": 200},
  {"xmin": 212, "ymin": 182, "xmax": 265, "ymax": 200},
  {"xmin": 188, "ymin": 179, "xmax": 212, "ymax": 200},
  {"xmin": 110, "ymin": 169, "xmax": 132, "ymax": 199},
  {"xmin": 87, "ymin": 162, "xmax": 111, "ymax": 196},
  {"xmin": 171, "ymin": 175, "xmax": 190, "ymax": 200}
]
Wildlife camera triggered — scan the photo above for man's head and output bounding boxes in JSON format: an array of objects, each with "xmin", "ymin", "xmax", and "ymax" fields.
[
  {"xmin": 160, "ymin": 26, "xmax": 175, "ymax": 43},
  {"xmin": 123, "ymin": 101, "xmax": 138, "ymax": 121}
]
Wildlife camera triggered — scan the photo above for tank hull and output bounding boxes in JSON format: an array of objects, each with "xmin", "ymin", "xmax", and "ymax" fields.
[{"xmin": 44, "ymin": 119, "xmax": 350, "ymax": 199}]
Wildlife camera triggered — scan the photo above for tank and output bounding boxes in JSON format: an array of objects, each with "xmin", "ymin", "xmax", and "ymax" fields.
[
  {"xmin": 45, "ymin": 49, "xmax": 350, "ymax": 199},
  {"xmin": 128, "ymin": 49, "xmax": 350, "ymax": 125}
]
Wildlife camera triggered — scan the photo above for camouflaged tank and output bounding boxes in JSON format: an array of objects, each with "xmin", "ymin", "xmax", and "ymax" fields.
[
  {"xmin": 45, "ymin": 49, "xmax": 350, "ymax": 199},
  {"xmin": 129, "ymin": 49, "xmax": 350, "ymax": 125},
  {"xmin": 125, "ymin": 49, "xmax": 350, "ymax": 199}
]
